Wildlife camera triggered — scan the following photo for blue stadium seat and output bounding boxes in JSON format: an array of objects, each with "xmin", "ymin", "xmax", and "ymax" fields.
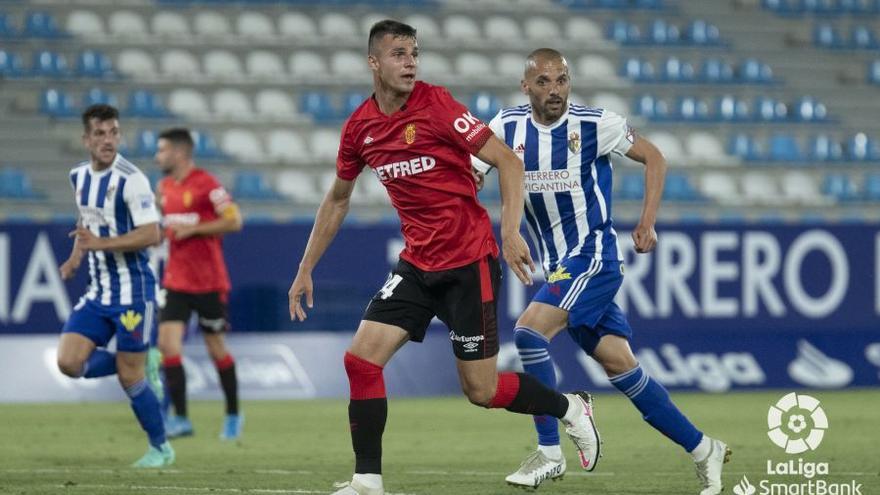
[
  {"xmin": 0, "ymin": 13, "xmax": 16, "ymax": 38},
  {"xmin": 300, "ymin": 91, "xmax": 338, "ymax": 123},
  {"xmin": 83, "ymin": 87, "xmax": 118, "ymax": 108},
  {"xmin": 686, "ymin": 20, "xmax": 720, "ymax": 45},
  {"xmin": 23, "ymin": 11, "xmax": 67, "ymax": 38},
  {"xmin": 754, "ymin": 96, "xmax": 786, "ymax": 121},
  {"xmin": 607, "ymin": 19, "xmax": 633, "ymax": 43},
  {"xmin": 31, "ymin": 50, "xmax": 67, "ymax": 78},
  {"xmin": 801, "ymin": 0, "xmax": 839, "ymax": 14},
  {"xmin": 128, "ymin": 90, "xmax": 171, "ymax": 118},
  {"xmin": 76, "ymin": 50, "xmax": 115, "ymax": 79},
  {"xmin": 701, "ymin": 58, "xmax": 733, "ymax": 83},
  {"xmin": 0, "ymin": 168, "xmax": 39, "ymax": 199},
  {"xmin": 133, "ymin": 129, "xmax": 159, "ymax": 157},
  {"xmin": 793, "ymin": 96, "xmax": 827, "ymax": 122},
  {"xmin": 649, "ymin": 19, "xmax": 679, "ymax": 44},
  {"xmin": 470, "ymin": 92, "xmax": 502, "ymax": 122},
  {"xmin": 740, "ymin": 58, "xmax": 773, "ymax": 83},
  {"xmin": 716, "ymin": 95, "xmax": 750, "ymax": 121},
  {"xmin": 814, "ymin": 23, "xmax": 842, "ymax": 48},
  {"xmin": 40, "ymin": 89, "xmax": 77, "ymax": 118},
  {"xmin": 845, "ymin": 133, "xmax": 879, "ymax": 161},
  {"xmin": 768, "ymin": 133, "xmax": 802, "ymax": 161},
  {"xmin": 234, "ymin": 171, "xmax": 280, "ymax": 201},
  {"xmin": 850, "ymin": 25, "xmax": 878, "ymax": 49},
  {"xmin": 663, "ymin": 172, "xmax": 702, "ymax": 201},
  {"xmin": 810, "ymin": 134, "xmax": 844, "ymax": 161},
  {"xmin": 865, "ymin": 173, "xmax": 880, "ymax": 200},
  {"xmin": 635, "ymin": 94, "xmax": 658, "ymax": 118},
  {"xmin": 676, "ymin": 96, "xmax": 709, "ymax": 121},
  {"xmin": 622, "ymin": 57, "xmax": 645, "ymax": 80},
  {"xmin": 617, "ymin": 173, "xmax": 644, "ymax": 200},
  {"xmin": 728, "ymin": 133, "xmax": 761, "ymax": 161},
  {"xmin": 869, "ymin": 60, "xmax": 880, "ymax": 84},
  {"xmin": 342, "ymin": 91, "xmax": 368, "ymax": 117},
  {"xmin": 662, "ymin": 57, "xmax": 694, "ymax": 82},
  {"xmin": 191, "ymin": 129, "xmax": 224, "ymax": 159},
  {"xmin": 0, "ymin": 50, "xmax": 23, "ymax": 78},
  {"xmin": 822, "ymin": 173, "xmax": 860, "ymax": 201}
]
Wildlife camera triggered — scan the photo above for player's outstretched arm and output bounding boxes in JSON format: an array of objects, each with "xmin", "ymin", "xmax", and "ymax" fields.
[
  {"xmin": 475, "ymin": 135, "xmax": 535, "ymax": 286},
  {"xmin": 72, "ymin": 223, "xmax": 161, "ymax": 253},
  {"xmin": 625, "ymin": 134, "xmax": 667, "ymax": 253},
  {"xmin": 288, "ymin": 177, "xmax": 356, "ymax": 321}
]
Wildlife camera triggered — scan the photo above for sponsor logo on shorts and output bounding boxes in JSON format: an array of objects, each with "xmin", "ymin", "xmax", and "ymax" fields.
[
  {"xmin": 547, "ymin": 266, "xmax": 572, "ymax": 284},
  {"xmin": 120, "ymin": 310, "xmax": 143, "ymax": 332},
  {"xmin": 449, "ymin": 330, "xmax": 483, "ymax": 352}
]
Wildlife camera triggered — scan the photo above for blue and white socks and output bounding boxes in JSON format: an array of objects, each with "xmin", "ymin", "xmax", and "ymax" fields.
[
  {"xmin": 514, "ymin": 327, "xmax": 560, "ymax": 454},
  {"xmin": 125, "ymin": 379, "xmax": 167, "ymax": 449}
]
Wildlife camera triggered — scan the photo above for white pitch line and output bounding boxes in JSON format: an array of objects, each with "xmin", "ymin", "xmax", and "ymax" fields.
[{"xmin": 47, "ymin": 484, "xmax": 416, "ymax": 495}]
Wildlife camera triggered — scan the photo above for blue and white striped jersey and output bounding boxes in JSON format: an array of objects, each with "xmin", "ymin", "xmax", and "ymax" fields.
[
  {"xmin": 69, "ymin": 154, "xmax": 160, "ymax": 306},
  {"xmin": 474, "ymin": 102, "xmax": 634, "ymax": 275}
]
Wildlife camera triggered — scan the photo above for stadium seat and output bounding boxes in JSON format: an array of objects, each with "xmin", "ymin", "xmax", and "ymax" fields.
[
  {"xmin": 664, "ymin": 172, "xmax": 702, "ymax": 201},
  {"xmin": 267, "ymin": 130, "xmax": 311, "ymax": 165},
  {"xmin": 237, "ymin": 11, "xmax": 274, "ymax": 39},
  {"xmin": 0, "ymin": 50, "xmax": 24, "ymax": 78},
  {"xmin": 845, "ymin": 132, "xmax": 879, "ymax": 161},
  {"xmin": 213, "ymin": 89, "xmax": 253, "ymax": 120},
  {"xmin": 701, "ymin": 58, "xmax": 734, "ymax": 83},
  {"xmin": 822, "ymin": 173, "xmax": 860, "ymax": 201},
  {"xmin": 66, "ymin": 10, "xmax": 104, "ymax": 37},
  {"xmin": 700, "ymin": 172, "xmax": 739, "ymax": 204},
  {"xmin": 741, "ymin": 172, "xmax": 780, "ymax": 204},
  {"xmin": 310, "ymin": 129, "xmax": 342, "ymax": 164},
  {"xmin": 606, "ymin": 19, "xmax": 637, "ymax": 44},
  {"xmin": 255, "ymin": 89, "xmax": 297, "ymax": 120},
  {"xmin": 403, "ymin": 15, "xmax": 440, "ymax": 39},
  {"xmin": 151, "ymin": 11, "xmax": 189, "ymax": 38},
  {"xmin": 342, "ymin": 91, "xmax": 368, "ymax": 116},
  {"xmin": 566, "ymin": 17, "xmax": 603, "ymax": 42},
  {"xmin": 204, "ymin": 50, "xmax": 242, "ymax": 79},
  {"xmin": 662, "ymin": 57, "xmax": 695, "ymax": 82},
  {"xmin": 76, "ymin": 50, "xmax": 114, "ymax": 79},
  {"xmin": 754, "ymin": 96, "xmax": 786, "ymax": 122},
  {"xmin": 0, "ymin": 13, "xmax": 16, "ymax": 38},
  {"xmin": 864, "ymin": 173, "xmax": 880, "ymax": 200},
  {"xmin": 161, "ymin": 49, "xmax": 200, "ymax": 78},
  {"xmin": 246, "ymin": 51, "xmax": 285, "ymax": 79},
  {"xmin": 233, "ymin": 171, "xmax": 279, "ymax": 201},
  {"xmin": 685, "ymin": 19, "xmax": 720, "ymax": 45},
  {"xmin": 278, "ymin": 12, "xmax": 317, "ymax": 39},
  {"xmin": 591, "ymin": 92, "xmax": 628, "ymax": 114},
  {"xmin": 457, "ymin": 52, "xmax": 494, "ymax": 79},
  {"xmin": 444, "ymin": 15, "xmax": 482, "ymax": 40},
  {"xmin": 851, "ymin": 25, "xmax": 878, "ymax": 49},
  {"xmin": 496, "ymin": 53, "xmax": 525, "ymax": 79},
  {"xmin": 740, "ymin": 58, "xmax": 773, "ymax": 84},
  {"xmin": 193, "ymin": 11, "xmax": 231, "ymax": 38},
  {"xmin": 331, "ymin": 50, "xmax": 366, "ymax": 77},
  {"xmin": 117, "ymin": 49, "xmax": 156, "ymax": 77},
  {"xmin": 676, "ymin": 96, "xmax": 709, "ymax": 121},
  {"xmin": 470, "ymin": 92, "xmax": 502, "ymax": 122},
  {"xmin": 781, "ymin": 171, "xmax": 822, "ymax": 205},
  {"xmin": 717, "ymin": 95, "xmax": 750, "ymax": 121},
  {"xmin": 484, "ymin": 15, "xmax": 521, "ymax": 43},
  {"xmin": 108, "ymin": 11, "xmax": 148, "ymax": 37},
  {"xmin": 809, "ymin": 134, "xmax": 843, "ymax": 162},
  {"xmin": 191, "ymin": 129, "xmax": 223, "ymax": 159},
  {"xmin": 359, "ymin": 13, "xmax": 388, "ymax": 38},
  {"xmin": 793, "ymin": 96, "xmax": 827, "ymax": 122},
  {"xmin": 728, "ymin": 133, "xmax": 761, "ymax": 161},
  {"xmin": 31, "ymin": 51, "xmax": 67, "ymax": 78},
  {"xmin": 506, "ymin": 90, "xmax": 529, "ymax": 107},
  {"xmin": 577, "ymin": 55, "xmax": 616, "ymax": 82},
  {"xmin": 869, "ymin": 60, "xmax": 880, "ymax": 84},
  {"xmin": 524, "ymin": 17, "xmax": 558, "ymax": 41},
  {"xmin": 635, "ymin": 94, "xmax": 659, "ymax": 119},
  {"xmin": 418, "ymin": 52, "xmax": 453, "ymax": 79},
  {"xmin": 357, "ymin": 173, "xmax": 389, "ymax": 206},
  {"xmin": 83, "ymin": 87, "xmax": 118, "ymax": 108},
  {"xmin": 289, "ymin": 51, "xmax": 328, "ymax": 78},
  {"xmin": 649, "ymin": 19, "xmax": 679, "ymax": 45},
  {"xmin": 617, "ymin": 173, "xmax": 644, "ymax": 200},
  {"xmin": 814, "ymin": 23, "xmax": 842, "ymax": 48},
  {"xmin": 133, "ymin": 129, "xmax": 159, "ymax": 157},
  {"xmin": 319, "ymin": 13, "xmax": 356, "ymax": 38},
  {"xmin": 685, "ymin": 132, "xmax": 728, "ymax": 165},
  {"xmin": 768, "ymin": 133, "xmax": 802, "ymax": 161},
  {"xmin": 40, "ymin": 89, "xmax": 77, "ymax": 118},
  {"xmin": 128, "ymin": 89, "xmax": 170, "ymax": 118},
  {"xmin": 277, "ymin": 170, "xmax": 321, "ymax": 204},
  {"xmin": 621, "ymin": 57, "xmax": 645, "ymax": 80},
  {"xmin": 24, "ymin": 11, "xmax": 67, "ymax": 38},
  {"xmin": 0, "ymin": 168, "xmax": 38, "ymax": 199},
  {"xmin": 300, "ymin": 91, "xmax": 337, "ymax": 123},
  {"xmin": 223, "ymin": 129, "xmax": 265, "ymax": 163},
  {"xmin": 168, "ymin": 88, "xmax": 210, "ymax": 118},
  {"xmin": 645, "ymin": 132, "xmax": 684, "ymax": 164}
]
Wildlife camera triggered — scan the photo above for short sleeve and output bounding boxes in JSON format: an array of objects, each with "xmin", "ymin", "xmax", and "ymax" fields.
[
  {"xmin": 434, "ymin": 87, "xmax": 494, "ymax": 155},
  {"xmin": 470, "ymin": 110, "xmax": 504, "ymax": 174},
  {"xmin": 123, "ymin": 173, "xmax": 160, "ymax": 227},
  {"xmin": 336, "ymin": 119, "xmax": 365, "ymax": 181},
  {"xmin": 203, "ymin": 174, "xmax": 233, "ymax": 214},
  {"xmin": 596, "ymin": 109, "xmax": 635, "ymax": 157}
]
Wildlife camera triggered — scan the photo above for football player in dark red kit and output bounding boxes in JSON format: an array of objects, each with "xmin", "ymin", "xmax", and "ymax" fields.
[
  {"xmin": 154, "ymin": 128, "xmax": 244, "ymax": 441},
  {"xmin": 288, "ymin": 20, "xmax": 601, "ymax": 495}
]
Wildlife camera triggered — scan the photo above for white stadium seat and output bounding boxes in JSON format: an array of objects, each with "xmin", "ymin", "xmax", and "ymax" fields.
[
  {"xmin": 117, "ymin": 49, "xmax": 156, "ymax": 77},
  {"xmin": 203, "ymin": 50, "xmax": 242, "ymax": 79},
  {"xmin": 418, "ymin": 52, "xmax": 453, "ymax": 79},
  {"xmin": 645, "ymin": 132, "xmax": 685, "ymax": 165},
  {"xmin": 444, "ymin": 15, "xmax": 481, "ymax": 40},
  {"xmin": 358, "ymin": 173, "xmax": 389, "ymax": 206},
  {"xmin": 360, "ymin": 13, "xmax": 389, "ymax": 37},
  {"xmin": 496, "ymin": 53, "xmax": 524, "ymax": 79},
  {"xmin": 781, "ymin": 171, "xmax": 823, "ymax": 205},
  {"xmin": 576, "ymin": 55, "xmax": 616, "ymax": 82},
  {"xmin": 310, "ymin": 129, "xmax": 342, "ymax": 164},
  {"xmin": 506, "ymin": 90, "xmax": 529, "ymax": 107},
  {"xmin": 108, "ymin": 11, "xmax": 147, "ymax": 37},
  {"xmin": 246, "ymin": 51, "xmax": 286, "ymax": 79},
  {"xmin": 151, "ymin": 11, "xmax": 190, "ymax": 38},
  {"xmin": 456, "ymin": 52, "xmax": 494, "ymax": 79},
  {"xmin": 566, "ymin": 17, "xmax": 602, "ymax": 42},
  {"xmin": 255, "ymin": 89, "xmax": 297, "ymax": 120},
  {"xmin": 193, "ymin": 11, "xmax": 231, "ymax": 38},
  {"xmin": 318, "ymin": 171, "xmax": 337, "ymax": 194},
  {"xmin": 267, "ymin": 130, "xmax": 311, "ymax": 165},
  {"xmin": 686, "ymin": 132, "xmax": 730, "ymax": 166},
  {"xmin": 237, "ymin": 12, "xmax": 275, "ymax": 39},
  {"xmin": 403, "ymin": 14, "xmax": 440, "ymax": 39},
  {"xmin": 484, "ymin": 15, "xmax": 521, "ymax": 43},
  {"xmin": 524, "ymin": 17, "xmax": 558, "ymax": 41},
  {"xmin": 742, "ymin": 172, "xmax": 781, "ymax": 205},
  {"xmin": 168, "ymin": 88, "xmax": 210, "ymax": 118},
  {"xmin": 591, "ymin": 92, "xmax": 628, "ymax": 115},
  {"xmin": 278, "ymin": 12, "xmax": 317, "ymax": 39},
  {"xmin": 331, "ymin": 50, "xmax": 366, "ymax": 77},
  {"xmin": 289, "ymin": 51, "xmax": 328, "ymax": 78},
  {"xmin": 277, "ymin": 170, "xmax": 321, "ymax": 204},
  {"xmin": 222, "ymin": 129, "xmax": 265, "ymax": 163},
  {"xmin": 319, "ymin": 13, "xmax": 357, "ymax": 38},
  {"xmin": 66, "ymin": 10, "xmax": 104, "ymax": 37},
  {"xmin": 700, "ymin": 172, "xmax": 739, "ymax": 204},
  {"xmin": 213, "ymin": 89, "xmax": 253, "ymax": 119},
  {"xmin": 161, "ymin": 49, "xmax": 200, "ymax": 78}
]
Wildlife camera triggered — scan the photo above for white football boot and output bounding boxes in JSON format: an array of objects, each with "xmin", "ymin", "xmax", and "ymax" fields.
[
  {"xmin": 694, "ymin": 438, "xmax": 731, "ymax": 495},
  {"xmin": 505, "ymin": 449, "xmax": 566, "ymax": 489},
  {"xmin": 330, "ymin": 478, "xmax": 384, "ymax": 495},
  {"xmin": 561, "ymin": 392, "xmax": 602, "ymax": 471}
]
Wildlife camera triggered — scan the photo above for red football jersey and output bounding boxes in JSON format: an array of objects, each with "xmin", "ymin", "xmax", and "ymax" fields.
[
  {"xmin": 337, "ymin": 82, "xmax": 499, "ymax": 271},
  {"xmin": 159, "ymin": 168, "xmax": 232, "ymax": 293}
]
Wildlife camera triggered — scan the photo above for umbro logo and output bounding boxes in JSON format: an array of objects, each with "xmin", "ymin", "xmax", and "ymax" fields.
[
  {"xmin": 514, "ymin": 144, "xmax": 525, "ymax": 154},
  {"xmin": 364, "ymin": 136, "xmax": 374, "ymax": 145}
]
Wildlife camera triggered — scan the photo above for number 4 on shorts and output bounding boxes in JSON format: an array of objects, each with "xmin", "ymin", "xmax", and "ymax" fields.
[{"xmin": 379, "ymin": 274, "xmax": 403, "ymax": 300}]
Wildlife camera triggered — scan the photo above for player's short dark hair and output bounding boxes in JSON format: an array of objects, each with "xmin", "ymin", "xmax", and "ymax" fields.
[
  {"xmin": 81, "ymin": 104, "xmax": 119, "ymax": 131},
  {"xmin": 158, "ymin": 127, "xmax": 195, "ymax": 153},
  {"xmin": 368, "ymin": 20, "xmax": 417, "ymax": 54}
]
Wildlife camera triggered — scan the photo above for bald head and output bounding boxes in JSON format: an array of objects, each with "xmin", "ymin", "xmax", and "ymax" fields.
[{"xmin": 524, "ymin": 48, "xmax": 568, "ymax": 77}]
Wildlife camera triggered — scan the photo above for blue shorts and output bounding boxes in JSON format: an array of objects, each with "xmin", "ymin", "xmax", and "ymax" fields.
[
  {"xmin": 62, "ymin": 298, "xmax": 157, "ymax": 353},
  {"xmin": 532, "ymin": 257, "xmax": 632, "ymax": 354}
]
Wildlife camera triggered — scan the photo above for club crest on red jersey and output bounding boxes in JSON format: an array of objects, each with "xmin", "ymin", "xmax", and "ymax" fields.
[
  {"xmin": 568, "ymin": 132, "xmax": 581, "ymax": 154},
  {"xmin": 183, "ymin": 190, "xmax": 193, "ymax": 208},
  {"xmin": 404, "ymin": 123, "xmax": 416, "ymax": 145}
]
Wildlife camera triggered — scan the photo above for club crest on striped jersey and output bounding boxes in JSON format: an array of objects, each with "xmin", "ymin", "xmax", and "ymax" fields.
[
  {"xmin": 547, "ymin": 266, "xmax": 572, "ymax": 284},
  {"xmin": 404, "ymin": 123, "xmax": 416, "ymax": 145},
  {"xmin": 568, "ymin": 131, "xmax": 581, "ymax": 154},
  {"xmin": 120, "ymin": 310, "xmax": 143, "ymax": 331},
  {"xmin": 183, "ymin": 190, "xmax": 193, "ymax": 208}
]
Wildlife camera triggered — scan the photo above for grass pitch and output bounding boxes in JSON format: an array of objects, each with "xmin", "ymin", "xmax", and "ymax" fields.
[{"xmin": 1, "ymin": 390, "xmax": 878, "ymax": 494}]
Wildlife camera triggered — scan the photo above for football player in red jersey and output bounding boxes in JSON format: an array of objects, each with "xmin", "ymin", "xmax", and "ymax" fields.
[
  {"xmin": 288, "ymin": 20, "xmax": 601, "ymax": 495},
  {"xmin": 154, "ymin": 128, "xmax": 244, "ymax": 440}
]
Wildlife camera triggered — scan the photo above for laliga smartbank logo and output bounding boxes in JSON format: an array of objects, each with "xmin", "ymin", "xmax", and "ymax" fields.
[{"xmin": 731, "ymin": 393, "xmax": 863, "ymax": 495}]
